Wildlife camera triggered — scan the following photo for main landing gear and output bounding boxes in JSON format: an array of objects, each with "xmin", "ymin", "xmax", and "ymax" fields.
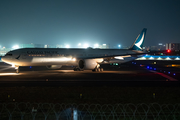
[{"xmin": 92, "ymin": 68, "xmax": 103, "ymax": 72}]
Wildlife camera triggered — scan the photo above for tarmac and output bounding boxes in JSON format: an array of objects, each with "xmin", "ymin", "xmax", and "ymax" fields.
[{"xmin": 0, "ymin": 62, "xmax": 179, "ymax": 87}]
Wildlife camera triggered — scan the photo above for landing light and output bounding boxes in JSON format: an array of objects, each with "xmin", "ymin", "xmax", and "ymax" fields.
[
  {"xmin": 115, "ymin": 56, "xmax": 124, "ymax": 60},
  {"xmin": 72, "ymin": 58, "xmax": 76, "ymax": 61}
]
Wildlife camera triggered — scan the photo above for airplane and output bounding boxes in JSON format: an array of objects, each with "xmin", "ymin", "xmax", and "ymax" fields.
[{"xmin": 2, "ymin": 28, "xmax": 147, "ymax": 73}]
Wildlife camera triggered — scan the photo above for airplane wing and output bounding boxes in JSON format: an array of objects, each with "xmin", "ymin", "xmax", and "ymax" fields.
[{"xmin": 75, "ymin": 51, "xmax": 148, "ymax": 60}]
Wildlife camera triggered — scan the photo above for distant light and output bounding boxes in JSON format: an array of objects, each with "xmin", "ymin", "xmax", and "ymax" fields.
[
  {"xmin": 166, "ymin": 57, "xmax": 171, "ymax": 60},
  {"xmin": 12, "ymin": 45, "xmax": 19, "ymax": 49},
  {"xmin": 158, "ymin": 43, "xmax": 162, "ymax": 45},
  {"xmin": 83, "ymin": 44, "xmax": 89, "ymax": 48},
  {"xmin": 167, "ymin": 49, "xmax": 171, "ymax": 53},
  {"xmin": 78, "ymin": 43, "xmax": 81, "ymax": 46},
  {"xmin": 149, "ymin": 57, "xmax": 154, "ymax": 60},
  {"xmin": 94, "ymin": 44, "xmax": 99, "ymax": 48},
  {"xmin": 142, "ymin": 57, "xmax": 146, "ymax": 59},
  {"xmin": 118, "ymin": 44, "xmax": 121, "ymax": 48},
  {"xmin": 157, "ymin": 57, "xmax": 162, "ymax": 60},
  {"xmin": 103, "ymin": 44, "xmax": 106, "ymax": 46},
  {"xmin": 65, "ymin": 45, "xmax": 70, "ymax": 48},
  {"xmin": 175, "ymin": 57, "xmax": 179, "ymax": 60}
]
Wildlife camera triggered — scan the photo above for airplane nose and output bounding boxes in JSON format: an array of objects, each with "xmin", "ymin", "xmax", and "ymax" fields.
[
  {"xmin": 1, "ymin": 56, "xmax": 10, "ymax": 63},
  {"xmin": 1, "ymin": 56, "xmax": 5, "ymax": 62}
]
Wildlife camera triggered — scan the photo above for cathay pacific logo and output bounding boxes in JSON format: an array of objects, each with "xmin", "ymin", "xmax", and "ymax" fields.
[{"xmin": 135, "ymin": 32, "xmax": 144, "ymax": 50}]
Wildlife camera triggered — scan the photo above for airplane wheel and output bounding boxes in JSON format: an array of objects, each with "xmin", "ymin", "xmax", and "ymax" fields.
[
  {"xmin": 97, "ymin": 68, "xmax": 100, "ymax": 72},
  {"xmin": 95, "ymin": 68, "xmax": 98, "ymax": 72},
  {"xmin": 16, "ymin": 69, "xmax": 19, "ymax": 73},
  {"xmin": 100, "ymin": 68, "xmax": 103, "ymax": 72}
]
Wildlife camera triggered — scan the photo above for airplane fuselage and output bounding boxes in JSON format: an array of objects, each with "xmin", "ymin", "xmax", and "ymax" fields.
[{"xmin": 2, "ymin": 48, "xmax": 141, "ymax": 67}]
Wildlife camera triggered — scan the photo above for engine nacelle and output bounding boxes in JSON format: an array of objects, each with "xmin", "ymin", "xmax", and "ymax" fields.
[
  {"xmin": 46, "ymin": 65, "xmax": 62, "ymax": 69},
  {"xmin": 78, "ymin": 59, "xmax": 98, "ymax": 70}
]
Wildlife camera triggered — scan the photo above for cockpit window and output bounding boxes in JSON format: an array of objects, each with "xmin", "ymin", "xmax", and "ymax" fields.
[{"xmin": 5, "ymin": 53, "xmax": 12, "ymax": 56}]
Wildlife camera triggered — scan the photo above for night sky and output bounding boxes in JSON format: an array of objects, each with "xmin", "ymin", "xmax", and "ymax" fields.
[{"xmin": 0, "ymin": 0, "xmax": 180, "ymax": 48}]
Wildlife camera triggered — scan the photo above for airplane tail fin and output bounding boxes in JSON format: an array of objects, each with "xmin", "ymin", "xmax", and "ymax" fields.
[{"xmin": 129, "ymin": 28, "xmax": 147, "ymax": 51}]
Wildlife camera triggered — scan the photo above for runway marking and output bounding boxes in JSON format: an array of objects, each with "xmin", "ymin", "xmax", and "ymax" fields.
[{"xmin": 150, "ymin": 71, "xmax": 177, "ymax": 81}]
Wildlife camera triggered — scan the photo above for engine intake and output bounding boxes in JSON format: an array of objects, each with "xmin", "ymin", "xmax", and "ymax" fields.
[{"xmin": 78, "ymin": 59, "xmax": 98, "ymax": 70}]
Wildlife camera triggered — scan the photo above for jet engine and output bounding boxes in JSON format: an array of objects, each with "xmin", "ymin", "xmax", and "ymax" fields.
[
  {"xmin": 78, "ymin": 59, "xmax": 98, "ymax": 70},
  {"xmin": 46, "ymin": 65, "xmax": 62, "ymax": 69}
]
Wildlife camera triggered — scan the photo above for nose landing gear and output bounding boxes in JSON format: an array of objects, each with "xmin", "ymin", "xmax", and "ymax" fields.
[{"xmin": 15, "ymin": 67, "xmax": 19, "ymax": 73}]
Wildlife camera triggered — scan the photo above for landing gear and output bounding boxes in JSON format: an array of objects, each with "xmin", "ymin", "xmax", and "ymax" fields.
[
  {"xmin": 92, "ymin": 67, "xmax": 103, "ymax": 72},
  {"xmin": 15, "ymin": 67, "xmax": 19, "ymax": 73},
  {"xmin": 74, "ymin": 67, "xmax": 83, "ymax": 71}
]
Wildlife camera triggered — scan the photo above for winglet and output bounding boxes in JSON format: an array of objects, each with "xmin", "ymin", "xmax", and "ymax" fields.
[{"xmin": 129, "ymin": 28, "xmax": 147, "ymax": 51}]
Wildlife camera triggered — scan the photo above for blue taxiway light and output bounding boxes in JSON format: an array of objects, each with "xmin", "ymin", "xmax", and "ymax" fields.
[
  {"xmin": 173, "ymin": 73, "xmax": 176, "ymax": 75},
  {"xmin": 154, "ymin": 68, "xmax": 156, "ymax": 70},
  {"xmin": 147, "ymin": 66, "xmax": 149, "ymax": 69},
  {"xmin": 30, "ymin": 66, "xmax": 32, "ymax": 68},
  {"xmin": 168, "ymin": 72, "xmax": 170, "ymax": 74},
  {"xmin": 150, "ymin": 67, "xmax": 152, "ymax": 69}
]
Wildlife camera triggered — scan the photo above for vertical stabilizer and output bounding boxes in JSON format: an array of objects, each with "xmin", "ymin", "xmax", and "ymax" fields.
[{"xmin": 129, "ymin": 28, "xmax": 147, "ymax": 51}]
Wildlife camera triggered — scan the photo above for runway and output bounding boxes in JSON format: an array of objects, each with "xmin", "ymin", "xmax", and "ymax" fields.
[
  {"xmin": 0, "ymin": 62, "xmax": 180, "ymax": 104},
  {"xmin": 0, "ymin": 62, "xmax": 179, "ymax": 87}
]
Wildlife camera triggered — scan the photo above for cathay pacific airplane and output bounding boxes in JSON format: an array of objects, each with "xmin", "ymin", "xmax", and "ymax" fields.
[{"xmin": 2, "ymin": 28, "xmax": 147, "ymax": 73}]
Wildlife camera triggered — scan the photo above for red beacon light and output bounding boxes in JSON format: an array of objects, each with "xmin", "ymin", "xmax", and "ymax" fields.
[{"xmin": 167, "ymin": 49, "xmax": 171, "ymax": 53}]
